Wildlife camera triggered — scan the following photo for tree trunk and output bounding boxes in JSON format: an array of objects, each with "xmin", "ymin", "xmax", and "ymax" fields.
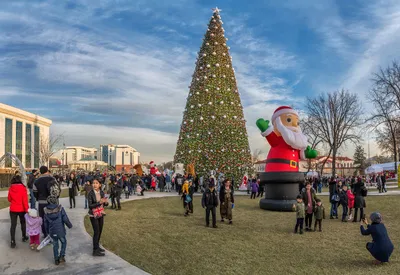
[{"xmin": 331, "ymin": 148, "xmax": 337, "ymax": 178}]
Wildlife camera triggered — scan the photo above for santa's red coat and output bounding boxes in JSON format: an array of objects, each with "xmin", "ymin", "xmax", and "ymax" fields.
[
  {"xmin": 264, "ymin": 131, "xmax": 301, "ymax": 172},
  {"xmin": 150, "ymin": 167, "xmax": 156, "ymax": 175}
]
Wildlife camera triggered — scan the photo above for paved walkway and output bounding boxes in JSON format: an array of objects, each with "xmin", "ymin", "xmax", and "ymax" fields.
[{"xmin": 0, "ymin": 192, "xmax": 177, "ymax": 275}]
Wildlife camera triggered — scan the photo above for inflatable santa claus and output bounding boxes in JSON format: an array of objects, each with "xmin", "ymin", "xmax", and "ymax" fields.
[
  {"xmin": 149, "ymin": 161, "xmax": 158, "ymax": 175},
  {"xmin": 256, "ymin": 106, "xmax": 317, "ymax": 211},
  {"xmin": 256, "ymin": 106, "xmax": 317, "ymax": 172}
]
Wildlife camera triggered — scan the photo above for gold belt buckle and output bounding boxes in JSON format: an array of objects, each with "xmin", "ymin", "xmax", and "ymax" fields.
[{"xmin": 290, "ymin": 160, "xmax": 297, "ymax": 168}]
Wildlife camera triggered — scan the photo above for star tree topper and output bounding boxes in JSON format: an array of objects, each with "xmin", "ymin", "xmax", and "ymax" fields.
[{"xmin": 212, "ymin": 7, "xmax": 222, "ymax": 13}]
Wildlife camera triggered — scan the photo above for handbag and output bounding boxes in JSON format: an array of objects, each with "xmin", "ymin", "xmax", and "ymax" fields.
[
  {"xmin": 37, "ymin": 235, "xmax": 52, "ymax": 250},
  {"xmin": 93, "ymin": 205, "xmax": 105, "ymax": 219},
  {"xmin": 185, "ymin": 194, "xmax": 192, "ymax": 203}
]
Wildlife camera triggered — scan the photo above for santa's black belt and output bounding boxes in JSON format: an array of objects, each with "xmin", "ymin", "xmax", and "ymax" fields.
[{"xmin": 265, "ymin": 158, "xmax": 298, "ymax": 168}]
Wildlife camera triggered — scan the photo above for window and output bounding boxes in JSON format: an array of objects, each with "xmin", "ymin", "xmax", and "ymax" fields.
[
  {"xmin": 16, "ymin": 121, "xmax": 22, "ymax": 161},
  {"xmin": 130, "ymin": 152, "xmax": 133, "ymax": 165},
  {"xmin": 122, "ymin": 151, "xmax": 124, "ymax": 165},
  {"xmin": 34, "ymin": 126, "xmax": 40, "ymax": 168},
  {"xmin": 5, "ymin": 118, "xmax": 13, "ymax": 167},
  {"xmin": 25, "ymin": 124, "xmax": 32, "ymax": 168}
]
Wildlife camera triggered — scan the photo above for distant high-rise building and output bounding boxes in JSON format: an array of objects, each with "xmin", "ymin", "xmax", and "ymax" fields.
[
  {"xmin": 55, "ymin": 146, "xmax": 98, "ymax": 166},
  {"xmin": 99, "ymin": 144, "xmax": 140, "ymax": 172}
]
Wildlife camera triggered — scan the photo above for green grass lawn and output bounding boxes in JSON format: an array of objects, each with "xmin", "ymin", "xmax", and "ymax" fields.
[
  {"xmin": 84, "ymin": 195, "xmax": 400, "ymax": 275},
  {"xmin": 60, "ymin": 188, "xmax": 69, "ymax": 198},
  {"xmin": 0, "ymin": 197, "xmax": 9, "ymax": 209}
]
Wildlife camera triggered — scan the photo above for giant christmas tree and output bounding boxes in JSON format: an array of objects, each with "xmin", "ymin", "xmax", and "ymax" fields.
[{"xmin": 174, "ymin": 7, "xmax": 253, "ymax": 182}]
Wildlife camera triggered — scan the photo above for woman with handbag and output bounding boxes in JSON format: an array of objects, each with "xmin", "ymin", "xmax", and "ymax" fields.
[
  {"xmin": 181, "ymin": 180, "xmax": 191, "ymax": 216},
  {"xmin": 352, "ymin": 177, "xmax": 366, "ymax": 222},
  {"xmin": 67, "ymin": 173, "xmax": 80, "ymax": 209},
  {"xmin": 88, "ymin": 178, "xmax": 109, "ymax": 256}
]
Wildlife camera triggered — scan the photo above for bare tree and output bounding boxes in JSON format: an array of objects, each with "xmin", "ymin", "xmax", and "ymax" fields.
[
  {"xmin": 37, "ymin": 134, "xmax": 64, "ymax": 167},
  {"xmin": 306, "ymin": 89, "xmax": 363, "ymax": 177},
  {"xmin": 302, "ymin": 116, "xmax": 325, "ymax": 172},
  {"xmin": 373, "ymin": 61, "xmax": 400, "ymax": 115},
  {"xmin": 375, "ymin": 122, "xmax": 400, "ymax": 156},
  {"xmin": 251, "ymin": 149, "xmax": 263, "ymax": 162},
  {"xmin": 369, "ymin": 61, "xmax": 400, "ymax": 171}
]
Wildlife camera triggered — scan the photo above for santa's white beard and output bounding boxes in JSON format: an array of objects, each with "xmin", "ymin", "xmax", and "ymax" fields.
[{"xmin": 275, "ymin": 118, "xmax": 308, "ymax": 150}]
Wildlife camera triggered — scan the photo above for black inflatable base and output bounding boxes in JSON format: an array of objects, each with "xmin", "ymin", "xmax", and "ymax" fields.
[
  {"xmin": 260, "ymin": 198, "xmax": 296, "ymax": 212},
  {"xmin": 258, "ymin": 171, "xmax": 304, "ymax": 212}
]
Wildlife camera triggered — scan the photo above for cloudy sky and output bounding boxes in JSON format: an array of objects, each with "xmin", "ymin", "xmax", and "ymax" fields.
[{"xmin": 2, "ymin": 0, "xmax": 399, "ymax": 163}]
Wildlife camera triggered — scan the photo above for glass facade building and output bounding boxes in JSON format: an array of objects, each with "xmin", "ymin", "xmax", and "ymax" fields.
[
  {"xmin": 34, "ymin": 126, "xmax": 40, "ymax": 168},
  {"xmin": 5, "ymin": 118, "xmax": 13, "ymax": 167},
  {"xmin": 16, "ymin": 121, "xmax": 22, "ymax": 161},
  {"xmin": 25, "ymin": 124, "xmax": 32, "ymax": 168}
]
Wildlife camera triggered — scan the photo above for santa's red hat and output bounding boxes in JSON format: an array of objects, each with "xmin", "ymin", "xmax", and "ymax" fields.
[
  {"xmin": 271, "ymin": 106, "xmax": 299, "ymax": 123},
  {"xmin": 149, "ymin": 161, "xmax": 154, "ymax": 165}
]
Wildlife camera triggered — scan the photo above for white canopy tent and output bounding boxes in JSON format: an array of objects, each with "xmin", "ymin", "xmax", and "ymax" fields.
[
  {"xmin": 306, "ymin": 171, "xmax": 319, "ymax": 178},
  {"xmin": 365, "ymin": 162, "xmax": 397, "ymax": 174}
]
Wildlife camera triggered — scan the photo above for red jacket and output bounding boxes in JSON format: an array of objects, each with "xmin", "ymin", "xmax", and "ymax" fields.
[
  {"xmin": 265, "ymin": 132, "xmax": 301, "ymax": 172},
  {"xmin": 8, "ymin": 183, "xmax": 29, "ymax": 213},
  {"xmin": 347, "ymin": 189, "xmax": 355, "ymax": 209}
]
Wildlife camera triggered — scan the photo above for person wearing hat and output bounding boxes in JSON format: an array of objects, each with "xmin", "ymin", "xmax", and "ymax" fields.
[
  {"xmin": 256, "ymin": 106, "xmax": 317, "ymax": 173},
  {"xmin": 201, "ymin": 181, "xmax": 219, "ymax": 228},
  {"xmin": 44, "ymin": 195, "xmax": 73, "ymax": 265},
  {"xmin": 24, "ymin": 208, "xmax": 42, "ymax": 250},
  {"xmin": 360, "ymin": 212, "xmax": 394, "ymax": 264}
]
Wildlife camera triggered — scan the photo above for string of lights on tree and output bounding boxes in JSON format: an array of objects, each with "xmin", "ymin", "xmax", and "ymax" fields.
[{"xmin": 174, "ymin": 7, "xmax": 253, "ymax": 182}]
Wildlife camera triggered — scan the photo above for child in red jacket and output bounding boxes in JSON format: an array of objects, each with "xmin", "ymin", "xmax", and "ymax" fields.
[
  {"xmin": 347, "ymin": 188, "xmax": 355, "ymax": 221},
  {"xmin": 8, "ymin": 174, "xmax": 29, "ymax": 248}
]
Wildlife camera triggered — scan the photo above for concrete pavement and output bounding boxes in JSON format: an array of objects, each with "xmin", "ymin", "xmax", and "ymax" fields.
[{"xmin": 0, "ymin": 192, "xmax": 177, "ymax": 275}]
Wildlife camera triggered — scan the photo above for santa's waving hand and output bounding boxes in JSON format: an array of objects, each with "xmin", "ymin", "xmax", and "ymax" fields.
[{"xmin": 256, "ymin": 106, "xmax": 317, "ymax": 173}]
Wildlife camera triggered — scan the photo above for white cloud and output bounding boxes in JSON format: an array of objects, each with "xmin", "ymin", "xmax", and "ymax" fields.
[{"xmin": 51, "ymin": 122, "xmax": 178, "ymax": 163}]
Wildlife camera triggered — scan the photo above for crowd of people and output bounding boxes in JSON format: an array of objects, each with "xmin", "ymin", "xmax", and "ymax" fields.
[
  {"xmin": 6, "ymin": 166, "xmax": 395, "ymax": 266},
  {"xmin": 293, "ymin": 176, "xmax": 394, "ymax": 264},
  {"xmin": 302, "ymin": 173, "xmax": 392, "ymax": 194}
]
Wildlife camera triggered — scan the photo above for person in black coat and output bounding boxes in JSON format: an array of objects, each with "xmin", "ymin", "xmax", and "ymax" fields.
[
  {"xmin": 360, "ymin": 212, "xmax": 394, "ymax": 264},
  {"xmin": 67, "ymin": 173, "xmax": 80, "ymax": 209},
  {"xmin": 328, "ymin": 178, "xmax": 339, "ymax": 219},
  {"xmin": 158, "ymin": 175, "xmax": 165, "ymax": 192},
  {"xmin": 88, "ymin": 178, "xmax": 109, "ymax": 256},
  {"xmin": 381, "ymin": 174, "xmax": 387, "ymax": 193},
  {"xmin": 339, "ymin": 184, "xmax": 349, "ymax": 222},
  {"xmin": 201, "ymin": 182, "xmax": 219, "ymax": 228},
  {"xmin": 352, "ymin": 177, "xmax": 366, "ymax": 222}
]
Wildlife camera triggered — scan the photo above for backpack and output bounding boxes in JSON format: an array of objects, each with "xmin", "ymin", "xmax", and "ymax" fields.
[
  {"xmin": 331, "ymin": 194, "xmax": 340, "ymax": 202},
  {"xmin": 177, "ymin": 177, "xmax": 183, "ymax": 186},
  {"xmin": 361, "ymin": 187, "xmax": 368, "ymax": 197}
]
